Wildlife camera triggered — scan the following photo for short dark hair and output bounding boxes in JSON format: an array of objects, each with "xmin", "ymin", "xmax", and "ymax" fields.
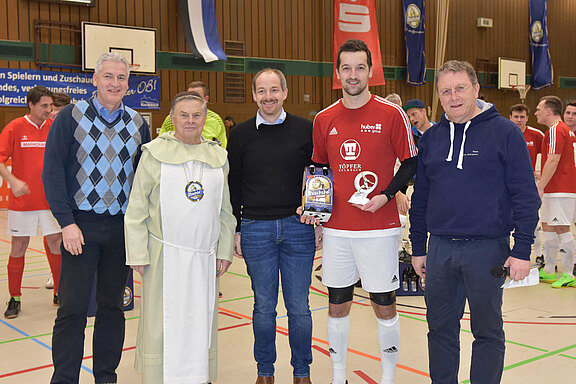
[
  {"xmin": 52, "ymin": 92, "xmax": 72, "ymax": 107},
  {"xmin": 510, "ymin": 103, "xmax": 529, "ymax": 115},
  {"xmin": 27, "ymin": 86, "xmax": 53, "ymax": 105},
  {"xmin": 336, "ymin": 39, "xmax": 372, "ymax": 70},
  {"xmin": 565, "ymin": 101, "xmax": 576, "ymax": 109},
  {"xmin": 539, "ymin": 96, "xmax": 563, "ymax": 116},
  {"xmin": 224, "ymin": 116, "xmax": 235, "ymax": 123},
  {"xmin": 187, "ymin": 81, "xmax": 209, "ymax": 98}
]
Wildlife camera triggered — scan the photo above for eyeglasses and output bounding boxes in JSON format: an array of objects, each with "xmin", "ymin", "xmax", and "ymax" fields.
[{"xmin": 438, "ymin": 85, "xmax": 472, "ymax": 98}]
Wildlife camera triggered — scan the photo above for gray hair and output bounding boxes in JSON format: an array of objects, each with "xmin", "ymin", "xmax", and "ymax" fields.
[
  {"xmin": 170, "ymin": 91, "xmax": 208, "ymax": 117},
  {"xmin": 252, "ymin": 68, "xmax": 287, "ymax": 92},
  {"xmin": 435, "ymin": 60, "xmax": 478, "ymax": 90},
  {"xmin": 95, "ymin": 52, "xmax": 130, "ymax": 75}
]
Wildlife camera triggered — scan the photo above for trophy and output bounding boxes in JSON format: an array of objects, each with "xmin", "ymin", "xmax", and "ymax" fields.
[
  {"xmin": 348, "ymin": 171, "xmax": 378, "ymax": 205},
  {"xmin": 302, "ymin": 165, "xmax": 333, "ymax": 223}
]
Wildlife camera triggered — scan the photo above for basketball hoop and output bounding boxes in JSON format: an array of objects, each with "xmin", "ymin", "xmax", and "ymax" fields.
[
  {"xmin": 511, "ymin": 85, "xmax": 531, "ymax": 103},
  {"xmin": 129, "ymin": 63, "xmax": 141, "ymax": 72}
]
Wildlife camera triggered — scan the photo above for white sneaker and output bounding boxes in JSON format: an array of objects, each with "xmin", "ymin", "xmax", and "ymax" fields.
[{"xmin": 45, "ymin": 275, "xmax": 54, "ymax": 289}]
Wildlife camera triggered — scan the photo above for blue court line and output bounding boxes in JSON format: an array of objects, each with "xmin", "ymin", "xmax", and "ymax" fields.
[
  {"xmin": 0, "ymin": 272, "xmax": 51, "ymax": 282},
  {"xmin": 0, "ymin": 318, "xmax": 93, "ymax": 375}
]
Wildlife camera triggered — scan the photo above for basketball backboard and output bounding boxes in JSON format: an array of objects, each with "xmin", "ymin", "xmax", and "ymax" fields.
[
  {"xmin": 498, "ymin": 58, "xmax": 526, "ymax": 89},
  {"xmin": 82, "ymin": 22, "xmax": 156, "ymax": 74}
]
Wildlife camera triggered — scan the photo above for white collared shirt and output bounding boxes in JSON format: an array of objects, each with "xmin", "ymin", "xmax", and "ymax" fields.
[{"xmin": 255, "ymin": 109, "xmax": 286, "ymax": 129}]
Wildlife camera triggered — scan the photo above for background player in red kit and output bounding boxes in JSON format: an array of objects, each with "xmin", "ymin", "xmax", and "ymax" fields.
[
  {"xmin": 509, "ymin": 103, "xmax": 545, "ymax": 262},
  {"xmin": 535, "ymin": 96, "xmax": 576, "ymax": 288},
  {"xmin": 310, "ymin": 39, "xmax": 417, "ymax": 384},
  {"xmin": 0, "ymin": 86, "xmax": 62, "ymax": 318}
]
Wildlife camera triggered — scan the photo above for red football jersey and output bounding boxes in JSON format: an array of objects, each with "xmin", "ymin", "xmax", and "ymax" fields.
[
  {"xmin": 523, "ymin": 126, "xmax": 544, "ymax": 171},
  {"xmin": 541, "ymin": 121, "xmax": 576, "ymax": 195},
  {"xmin": 0, "ymin": 116, "xmax": 53, "ymax": 211},
  {"xmin": 312, "ymin": 95, "xmax": 416, "ymax": 232}
]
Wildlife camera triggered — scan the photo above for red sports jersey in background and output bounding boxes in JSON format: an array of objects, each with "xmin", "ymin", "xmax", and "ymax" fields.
[{"xmin": 541, "ymin": 121, "xmax": 576, "ymax": 195}]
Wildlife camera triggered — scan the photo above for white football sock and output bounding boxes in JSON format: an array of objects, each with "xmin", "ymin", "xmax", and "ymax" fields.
[
  {"xmin": 327, "ymin": 315, "xmax": 350, "ymax": 384},
  {"xmin": 377, "ymin": 314, "xmax": 400, "ymax": 384},
  {"xmin": 543, "ymin": 231, "xmax": 560, "ymax": 274},
  {"xmin": 533, "ymin": 224, "xmax": 542, "ymax": 257},
  {"xmin": 558, "ymin": 232, "xmax": 575, "ymax": 274}
]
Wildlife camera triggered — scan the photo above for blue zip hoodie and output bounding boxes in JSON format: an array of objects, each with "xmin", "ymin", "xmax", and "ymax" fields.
[{"xmin": 409, "ymin": 100, "xmax": 540, "ymax": 260}]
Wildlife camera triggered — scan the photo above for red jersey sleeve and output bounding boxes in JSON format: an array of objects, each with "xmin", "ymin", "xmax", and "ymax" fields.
[
  {"xmin": 389, "ymin": 106, "xmax": 417, "ymax": 161},
  {"xmin": 0, "ymin": 123, "xmax": 15, "ymax": 164}
]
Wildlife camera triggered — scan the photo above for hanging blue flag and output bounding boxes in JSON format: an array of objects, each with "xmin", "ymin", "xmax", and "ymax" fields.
[
  {"xmin": 179, "ymin": 0, "xmax": 227, "ymax": 62},
  {"xmin": 403, "ymin": 0, "xmax": 426, "ymax": 85},
  {"xmin": 529, "ymin": 0, "xmax": 553, "ymax": 90}
]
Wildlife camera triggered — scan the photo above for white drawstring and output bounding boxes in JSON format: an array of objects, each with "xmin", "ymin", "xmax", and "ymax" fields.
[
  {"xmin": 457, "ymin": 121, "xmax": 471, "ymax": 169},
  {"xmin": 445, "ymin": 122, "xmax": 455, "ymax": 162},
  {"xmin": 445, "ymin": 121, "xmax": 471, "ymax": 170}
]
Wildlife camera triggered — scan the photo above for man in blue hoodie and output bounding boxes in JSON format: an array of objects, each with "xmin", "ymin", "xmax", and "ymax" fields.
[{"xmin": 409, "ymin": 60, "xmax": 540, "ymax": 384}]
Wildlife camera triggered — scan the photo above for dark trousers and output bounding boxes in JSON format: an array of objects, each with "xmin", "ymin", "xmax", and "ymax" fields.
[
  {"xmin": 51, "ymin": 212, "xmax": 129, "ymax": 384},
  {"xmin": 425, "ymin": 236, "xmax": 509, "ymax": 384}
]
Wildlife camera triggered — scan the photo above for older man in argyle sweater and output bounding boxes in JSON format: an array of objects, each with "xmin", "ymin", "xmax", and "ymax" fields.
[{"xmin": 43, "ymin": 52, "xmax": 150, "ymax": 384}]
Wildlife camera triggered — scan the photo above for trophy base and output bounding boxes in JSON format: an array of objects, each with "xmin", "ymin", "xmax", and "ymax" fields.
[{"xmin": 348, "ymin": 193, "xmax": 369, "ymax": 205}]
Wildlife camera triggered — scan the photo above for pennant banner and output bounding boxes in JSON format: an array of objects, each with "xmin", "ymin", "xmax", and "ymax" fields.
[
  {"xmin": 333, "ymin": 0, "xmax": 385, "ymax": 89},
  {"xmin": 403, "ymin": 0, "xmax": 426, "ymax": 85},
  {"xmin": 529, "ymin": 0, "xmax": 553, "ymax": 90},
  {"xmin": 179, "ymin": 0, "xmax": 227, "ymax": 63}
]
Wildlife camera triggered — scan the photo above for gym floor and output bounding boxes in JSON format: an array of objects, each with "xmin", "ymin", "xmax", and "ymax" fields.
[{"xmin": 0, "ymin": 210, "xmax": 574, "ymax": 383}]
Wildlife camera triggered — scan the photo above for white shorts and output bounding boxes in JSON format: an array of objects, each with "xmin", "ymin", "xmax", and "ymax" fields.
[
  {"xmin": 541, "ymin": 196, "xmax": 576, "ymax": 226},
  {"xmin": 321, "ymin": 231, "xmax": 399, "ymax": 293},
  {"xmin": 7, "ymin": 210, "xmax": 61, "ymax": 237}
]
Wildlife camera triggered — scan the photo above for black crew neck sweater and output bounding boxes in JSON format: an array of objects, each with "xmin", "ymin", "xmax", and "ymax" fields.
[{"xmin": 227, "ymin": 113, "xmax": 313, "ymax": 231}]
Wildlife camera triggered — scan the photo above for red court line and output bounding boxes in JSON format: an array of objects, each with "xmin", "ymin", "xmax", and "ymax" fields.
[
  {"xmin": 219, "ymin": 307, "xmax": 430, "ymax": 378},
  {"xmin": 219, "ymin": 322, "xmax": 251, "ymax": 331},
  {"xmin": 312, "ymin": 344, "xmax": 330, "ymax": 357},
  {"xmin": 354, "ymin": 370, "xmax": 378, "ymax": 384},
  {"xmin": 21, "ymin": 286, "xmax": 40, "ymax": 289},
  {"xmin": 220, "ymin": 311, "xmax": 242, "ymax": 320},
  {"xmin": 0, "ymin": 346, "xmax": 136, "ymax": 379},
  {"xmin": 0, "ymin": 238, "xmax": 45, "ymax": 254}
]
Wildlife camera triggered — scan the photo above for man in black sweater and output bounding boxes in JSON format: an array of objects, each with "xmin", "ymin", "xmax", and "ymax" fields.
[{"xmin": 227, "ymin": 68, "xmax": 317, "ymax": 384}]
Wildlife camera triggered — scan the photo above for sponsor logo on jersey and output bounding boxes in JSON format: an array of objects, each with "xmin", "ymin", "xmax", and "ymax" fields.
[
  {"xmin": 383, "ymin": 346, "xmax": 398, "ymax": 353},
  {"xmin": 22, "ymin": 135, "xmax": 28, "ymax": 140},
  {"xmin": 526, "ymin": 141, "xmax": 534, "ymax": 147},
  {"xmin": 338, "ymin": 163, "xmax": 362, "ymax": 172},
  {"xmin": 340, "ymin": 139, "xmax": 361, "ymax": 160},
  {"xmin": 21, "ymin": 141, "xmax": 45, "ymax": 148},
  {"xmin": 329, "ymin": 127, "xmax": 338, "ymax": 135},
  {"xmin": 360, "ymin": 123, "xmax": 382, "ymax": 134}
]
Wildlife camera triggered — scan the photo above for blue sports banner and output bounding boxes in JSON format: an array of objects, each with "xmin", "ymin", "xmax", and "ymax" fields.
[
  {"xmin": 180, "ymin": 0, "xmax": 227, "ymax": 62},
  {"xmin": 0, "ymin": 68, "xmax": 160, "ymax": 109},
  {"xmin": 403, "ymin": 0, "xmax": 426, "ymax": 85},
  {"xmin": 529, "ymin": 0, "xmax": 553, "ymax": 90}
]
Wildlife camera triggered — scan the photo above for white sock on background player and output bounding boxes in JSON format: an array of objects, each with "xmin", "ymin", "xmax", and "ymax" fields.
[
  {"xmin": 543, "ymin": 231, "xmax": 560, "ymax": 274},
  {"xmin": 327, "ymin": 315, "xmax": 349, "ymax": 384},
  {"xmin": 533, "ymin": 224, "xmax": 542, "ymax": 258},
  {"xmin": 558, "ymin": 232, "xmax": 575, "ymax": 274},
  {"xmin": 377, "ymin": 314, "xmax": 400, "ymax": 384}
]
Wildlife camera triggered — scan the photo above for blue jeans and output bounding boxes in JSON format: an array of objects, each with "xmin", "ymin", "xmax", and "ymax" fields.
[
  {"xmin": 241, "ymin": 216, "xmax": 315, "ymax": 378},
  {"xmin": 51, "ymin": 212, "xmax": 129, "ymax": 384},
  {"xmin": 425, "ymin": 236, "xmax": 509, "ymax": 384}
]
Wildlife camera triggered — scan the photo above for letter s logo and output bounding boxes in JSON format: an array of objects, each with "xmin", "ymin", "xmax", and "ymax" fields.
[{"xmin": 338, "ymin": 3, "xmax": 371, "ymax": 33}]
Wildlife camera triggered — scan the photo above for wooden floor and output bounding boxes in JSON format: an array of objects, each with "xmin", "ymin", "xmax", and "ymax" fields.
[{"xmin": 0, "ymin": 210, "xmax": 574, "ymax": 383}]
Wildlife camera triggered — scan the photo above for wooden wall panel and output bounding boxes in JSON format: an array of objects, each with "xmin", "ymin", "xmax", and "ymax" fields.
[{"xmin": 2, "ymin": 0, "xmax": 576, "ymax": 132}]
